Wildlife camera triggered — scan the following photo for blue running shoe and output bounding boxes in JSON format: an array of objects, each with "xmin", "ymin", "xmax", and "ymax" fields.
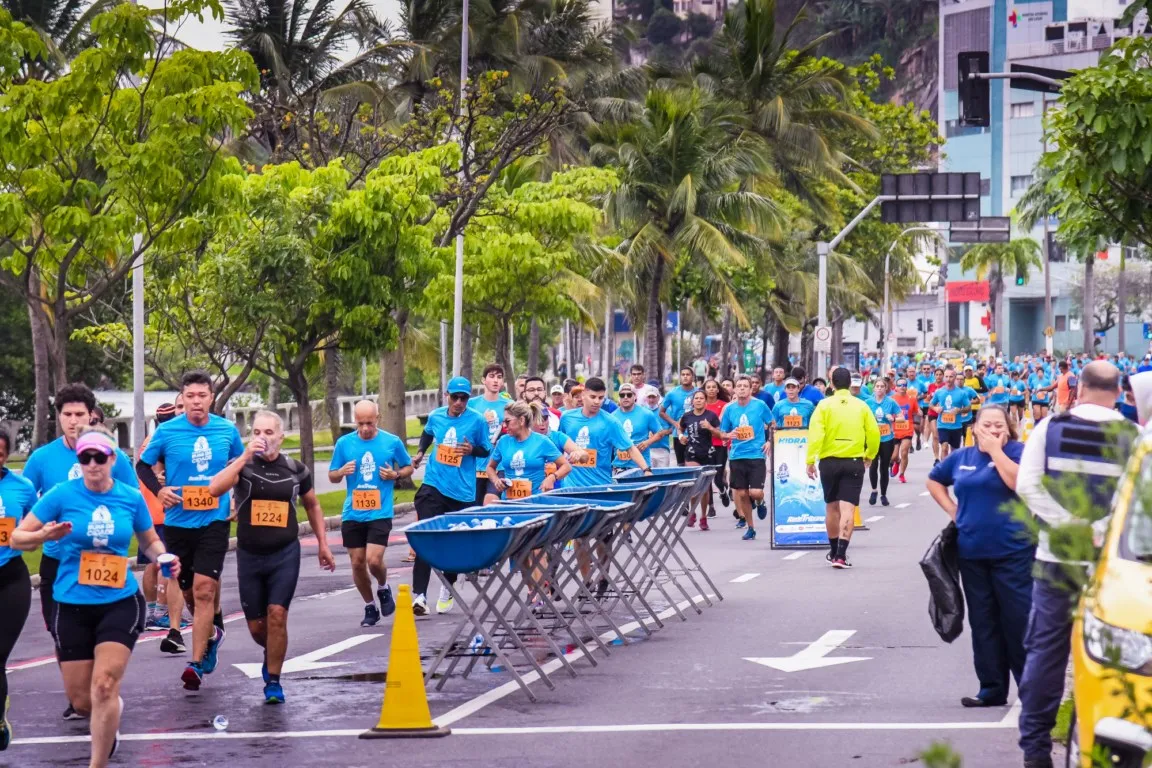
[
  {"xmin": 181, "ymin": 663, "xmax": 204, "ymax": 691},
  {"xmin": 263, "ymin": 681, "xmax": 285, "ymax": 705},
  {"xmin": 756, "ymin": 501, "xmax": 767, "ymax": 521},
  {"xmin": 735, "ymin": 518, "xmax": 746, "ymax": 529},
  {"xmin": 377, "ymin": 585, "xmax": 395, "ymax": 618},
  {"xmin": 261, "ymin": 660, "xmax": 270, "ymax": 685},
  {"xmin": 153, "ymin": 614, "xmax": 171, "ymax": 630},
  {"xmin": 741, "ymin": 528, "xmax": 757, "ymax": 541},
  {"xmin": 202, "ymin": 626, "xmax": 225, "ymax": 675},
  {"xmin": 361, "ymin": 604, "xmax": 381, "ymax": 627}
]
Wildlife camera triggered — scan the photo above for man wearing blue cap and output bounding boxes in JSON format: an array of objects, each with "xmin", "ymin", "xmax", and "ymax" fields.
[{"xmin": 410, "ymin": 377, "xmax": 491, "ymax": 615}]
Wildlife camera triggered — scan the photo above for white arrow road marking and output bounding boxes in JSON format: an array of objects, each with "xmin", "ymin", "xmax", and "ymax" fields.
[
  {"xmin": 782, "ymin": 551, "xmax": 809, "ymax": 561},
  {"xmin": 919, "ymin": 491, "xmax": 930, "ymax": 497},
  {"xmin": 730, "ymin": 573, "xmax": 761, "ymax": 582},
  {"xmin": 744, "ymin": 630, "xmax": 871, "ymax": 673},
  {"xmin": 233, "ymin": 635, "xmax": 381, "ymax": 679},
  {"xmin": 896, "ymin": 503, "xmax": 910, "ymax": 509}
]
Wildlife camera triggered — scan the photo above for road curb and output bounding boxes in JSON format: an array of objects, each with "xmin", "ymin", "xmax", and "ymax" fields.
[{"xmin": 28, "ymin": 502, "xmax": 417, "ymax": 590}]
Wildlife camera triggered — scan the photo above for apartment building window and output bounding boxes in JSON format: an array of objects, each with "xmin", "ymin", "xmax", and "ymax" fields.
[
  {"xmin": 1055, "ymin": 315, "xmax": 1067, "ymax": 332},
  {"xmin": 1010, "ymin": 101, "xmax": 1035, "ymax": 119},
  {"xmin": 1011, "ymin": 175, "xmax": 1033, "ymax": 195}
]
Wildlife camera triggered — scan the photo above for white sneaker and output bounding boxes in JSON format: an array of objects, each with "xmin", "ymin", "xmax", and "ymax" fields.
[
  {"xmin": 436, "ymin": 586, "xmax": 454, "ymax": 614},
  {"xmin": 412, "ymin": 594, "xmax": 428, "ymax": 616}
]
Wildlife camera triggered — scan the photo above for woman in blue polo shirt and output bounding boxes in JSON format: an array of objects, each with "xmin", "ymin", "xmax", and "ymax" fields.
[
  {"xmin": 12, "ymin": 428, "xmax": 180, "ymax": 767},
  {"xmin": 926, "ymin": 405, "xmax": 1032, "ymax": 709},
  {"xmin": 0, "ymin": 429, "xmax": 35, "ymax": 751}
]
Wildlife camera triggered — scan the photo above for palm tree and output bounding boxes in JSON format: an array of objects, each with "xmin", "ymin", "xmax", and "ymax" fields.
[
  {"xmin": 4, "ymin": 0, "xmax": 116, "ymax": 81},
  {"xmin": 959, "ymin": 239, "xmax": 1043, "ymax": 355},
  {"xmin": 589, "ymin": 84, "xmax": 783, "ymax": 376},
  {"xmin": 693, "ymin": 0, "xmax": 875, "ymax": 218}
]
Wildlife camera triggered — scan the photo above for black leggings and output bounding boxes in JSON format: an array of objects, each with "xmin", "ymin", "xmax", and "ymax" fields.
[
  {"xmin": 868, "ymin": 441, "xmax": 896, "ymax": 495},
  {"xmin": 410, "ymin": 485, "xmax": 468, "ymax": 597},
  {"xmin": 0, "ymin": 558, "xmax": 32, "ymax": 707},
  {"xmin": 711, "ymin": 446, "xmax": 729, "ymax": 495}
]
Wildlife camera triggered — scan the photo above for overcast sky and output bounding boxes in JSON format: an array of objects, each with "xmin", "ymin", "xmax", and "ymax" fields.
[{"xmin": 170, "ymin": 0, "xmax": 403, "ymax": 51}]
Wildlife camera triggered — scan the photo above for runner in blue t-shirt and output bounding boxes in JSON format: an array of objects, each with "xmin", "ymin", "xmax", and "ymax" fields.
[
  {"xmin": 930, "ymin": 370, "xmax": 973, "ymax": 459},
  {"xmin": 720, "ymin": 377, "xmax": 774, "ymax": 541},
  {"xmin": 983, "ymin": 364, "xmax": 1011, "ymax": 406},
  {"xmin": 0, "ymin": 428, "xmax": 35, "ymax": 741},
  {"xmin": 485, "ymin": 401, "xmax": 571, "ymax": 501},
  {"xmin": 1028, "ymin": 368, "xmax": 1055, "ymax": 421},
  {"xmin": 411, "ymin": 377, "xmax": 492, "ymax": 616},
  {"xmin": 469, "ymin": 364, "xmax": 510, "ymax": 503},
  {"xmin": 770, "ymin": 379, "xmax": 816, "ymax": 429},
  {"xmin": 13, "ymin": 428, "xmax": 176, "ymax": 765},
  {"xmin": 613, "ymin": 385, "xmax": 671, "ymax": 473},
  {"xmin": 660, "ymin": 368, "xmax": 698, "ymax": 465},
  {"xmin": 866, "ymin": 379, "xmax": 903, "ymax": 507},
  {"xmin": 1008, "ymin": 371, "xmax": 1027, "ymax": 422},
  {"xmin": 329, "ymin": 400, "xmax": 413, "ymax": 627},
  {"xmin": 136, "ymin": 371, "xmax": 243, "ymax": 691}
]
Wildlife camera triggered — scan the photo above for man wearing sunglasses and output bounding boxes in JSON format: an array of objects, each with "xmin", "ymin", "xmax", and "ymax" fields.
[
  {"xmin": 411, "ymin": 377, "xmax": 492, "ymax": 615},
  {"xmin": 612, "ymin": 383, "xmax": 670, "ymax": 476},
  {"xmin": 21, "ymin": 383, "xmax": 139, "ymax": 722}
]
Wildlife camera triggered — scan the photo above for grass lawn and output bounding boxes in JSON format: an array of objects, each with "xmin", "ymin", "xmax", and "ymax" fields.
[
  {"xmin": 1052, "ymin": 698, "xmax": 1074, "ymax": 743},
  {"xmin": 23, "ymin": 485, "xmax": 420, "ymax": 577}
]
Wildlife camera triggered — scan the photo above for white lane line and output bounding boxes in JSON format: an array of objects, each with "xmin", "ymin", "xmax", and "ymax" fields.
[
  {"xmin": 782, "ymin": 552, "xmax": 809, "ymax": 561},
  {"xmin": 895, "ymin": 503, "xmax": 910, "ymax": 509},
  {"xmin": 10, "ymin": 719, "xmax": 1016, "ymax": 746},
  {"xmin": 999, "ymin": 700, "xmax": 1022, "ymax": 726},
  {"xmin": 433, "ymin": 594, "xmax": 712, "ymax": 728},
  {"xmin": 730, "ymin": 573, "xmax": 762, "ymax": 582},
  {"xmin": 919, "ymin": 491, "xmax": 930, "ymax": 497},
  {"xmin": 864, "ymin": 515, "xmax": 885, "ymax": 523}
]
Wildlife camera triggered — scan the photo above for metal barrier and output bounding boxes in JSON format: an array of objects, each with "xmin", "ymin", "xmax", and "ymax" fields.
[{"xmin": 403, "ymin": 467, "xmax": 721, "ymax": 701}]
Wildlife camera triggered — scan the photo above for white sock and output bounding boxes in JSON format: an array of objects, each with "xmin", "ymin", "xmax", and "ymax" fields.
[{"xmin": 366, "ymin": 601, "xmax": 375, "ymax": 607}]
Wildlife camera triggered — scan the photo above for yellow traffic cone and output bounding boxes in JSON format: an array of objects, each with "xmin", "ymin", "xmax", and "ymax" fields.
[
  {"xmin": 854, "ymin": 506, "xmax": 868, "ymax": 530},
  {"xmin": 360, "ymin": 584, "xmax": 451, "ymax": 739}
]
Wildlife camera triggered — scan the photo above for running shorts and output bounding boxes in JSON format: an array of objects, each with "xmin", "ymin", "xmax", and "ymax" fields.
[
  {"xmin": 818, "ymin": 457, "xmax": 865, "ymax": 505},
  {"xmin": 939, "ymin": 428, "xmax": 963, "ymax": 450},
  {"xmin": 165, "ymin": 520, "xmax": 230, "ymax": 591},
  {"xmin": 341, "ymin": 518, "xmax": 393, "ymax": 549},
  {"xmin": 728, "ymin": 459, "xmax": 767, "ymax": 491},
  {"xmin": 53, "ymin": 592, "xmax": 146, "ymax": 661},
  {"xmin": 673, "ymin": 439, "xmax": 687, "ymax": 466},
  {"xmin": 136, "ymin": 524, "xmax": 166, "ymax": 566},
  {"xmin": 237, "ymin": 540, "xmax": 302, "ymax": 621}
]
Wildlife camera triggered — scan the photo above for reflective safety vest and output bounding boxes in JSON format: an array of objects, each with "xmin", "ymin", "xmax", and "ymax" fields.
[{"xmin": 1041, "ymin": 413, "xmax": 1137, "ymax": 520}]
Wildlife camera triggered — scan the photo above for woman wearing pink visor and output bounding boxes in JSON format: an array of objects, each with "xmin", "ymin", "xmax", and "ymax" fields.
[{"xmin": 11, "ymin": 427, "xmax": 180, "ymax": 768}]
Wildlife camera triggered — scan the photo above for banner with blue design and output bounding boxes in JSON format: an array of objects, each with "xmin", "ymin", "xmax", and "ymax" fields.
[{"xmin": 769, "ymin": 429, "xmax": 830, "ymax": 549}]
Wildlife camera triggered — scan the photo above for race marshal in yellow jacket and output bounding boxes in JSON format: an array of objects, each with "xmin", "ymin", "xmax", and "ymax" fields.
[{"xmin": 805, "ymin": 366, "xmax": 880, "ymax": 569}]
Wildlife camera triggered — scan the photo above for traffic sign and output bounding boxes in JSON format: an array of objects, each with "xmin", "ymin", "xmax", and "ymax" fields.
[{"xmin": 814, "ymin": 326, "xmax": 832, "ymax": 353}]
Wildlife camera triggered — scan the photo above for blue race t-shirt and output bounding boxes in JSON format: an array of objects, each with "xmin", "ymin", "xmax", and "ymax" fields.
[
  {"xmin": 799, "ymin": 385, "xmax": 825, "ymax": 406},
  {"xmin": 961, "ymin": 386, "xmax": 978, "ymax": 424},
  {"xmin": 868, "ymin": 396, "xmax": 903, "ymax": 443},
  {"xmin": 661, "ymin": 386, "xmax": 695, "ymax": 425},
  {"xmin": 612, "ymin": 406, "xmax": 665, "ymax": 470},
  {"xmin": 0, "ymin": 469, "xmax": 36, "ymax": 568},
  {"xmin": 140, "ymin": 414, "xmax": 244, "ymax": 529},
  {"xmin": 771, "ymin": 398, "xmax": 815, "ymax": 429},
  {"xmin": 491, "ymin": 432, "xmax": 561, "ymax": 499},
  {"xmin": 720, "ymin": 398, "xmax": 773, "ymax": 460},
  {"xmin": 422, "ymin": 406, "xmax": 491, "ymax": 503},
  {"xmin": 1029, "ymin": 373, "xmax": 1052, "ymax": 404},
  {"xmin": 31, "ymin": 479, "xmax": 153, "ymax": 604},
  {"xmin": 1009, "ymin": 379, "xmax": 1027, "ymax": 403},
  {"xmin": 329, "ymin": 430, "xmax": 411, "ymax": 521},
  {"xmin": 930, "ymin": 386, "xmax": 972, "ymax": 431},
  {"xmin": 984, "ymin": 374, "xmax": 1011, "ymax": 405},
  {"xmin": 559, "ymin": 409, "xmax": 633, "ymax": 487},
  {"xmin": 928, "ymin": 443, "xmax": 1031, "ymax": 559},
  {"xmin": 23, "ymin": 436, "xmax": 138, "ymax": 559},
  {"xmin": 761, "ymin": 383, "xmax": 786, "ymax": 405},
  {"xmin": 468, "ymin": 396, "xmax": 508, "ymax": 454}
]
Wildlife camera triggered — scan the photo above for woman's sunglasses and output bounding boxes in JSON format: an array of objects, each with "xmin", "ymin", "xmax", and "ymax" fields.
[{"xmin": 78, "ymin": 451, "xmax": 110, "ymax": 466}]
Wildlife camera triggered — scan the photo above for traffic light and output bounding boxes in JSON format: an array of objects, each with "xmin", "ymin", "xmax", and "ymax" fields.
[
  {"xmin": 959, "ymin": 52, "xmax": 990, "ymax": 128},
  {"xmin": 917, "ymin": 318, "xmax": 924, "ymax": 332},
  {"xmin": 1015, "ymin": 265, "xmax": 1026, "ymax": 286},
  {"xmin": 927, "ymin": 319, "xmax": 935, "ymax": 333}
]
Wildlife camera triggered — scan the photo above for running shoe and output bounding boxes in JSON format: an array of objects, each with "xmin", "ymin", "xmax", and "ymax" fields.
[
  {"xmin": 933, "ymin": 459, "xmax": 940, "ymax": 467},
  {"xmin": 62, "ymin": 703, "xmax": 86, "ymax": 721},
  {"xmin": 145, "ymin": 611, "xmax": 166, "ymax": 631},
  {"xmin": 413, "ymin": 594, "xmax": 429, "ymax": 616},
  {"xmin": 881, "ymin": 495, "xmax": 890, "ymax": 507},
  {"xmin": 261, "ymin": 655, "xmax": 270, "ymax": 684},
  {"xmin": 868, "ymin": 491, "xmax": 878, "ymax": 506},
  {"xmin": 436, "ymin": 586, "xmax": 454, "ymax": 614},
  {"xmin": 890, "ymin": 464, "xmax": 899, "ymax": 478},
  {"xmin": 915, "ymin": 436, "xmax": 922, "ymax": 451},
  {"xmin": 361, "ymin": 603, "xmax": 381, "ymax": 627},
  {"xmin": 181, "ymin": 662, "xmax": 204, "ymax": 691},
  {"xmin": 899, "ymin": 474, "xmax": 906, "ymax": 484},
  {"xmin": 202, "ymin": 626, "xmax": 225, "ymax": 674},
  {"xmin": 832, "ymin": 557, "xmax": 853, "ymax": 569},
  {"xmin": 1, "ymin": 696, "xmax": 11, "ymax": 751},
  {"xmin": 699, "ymin": 518, "xmax": 710, "ymax": 531},
  {"xmin": 826, "ymin": 552, "xmax": 836, "ymax": 567},
  {"xmin": 160, "ymin": 630, "xmax": 186, "ymax": 655},
  {"xmin": 756, "ymin": 501, "xmax": 767, "ymax": 520},
  {"xmin": 377, "ymin": 585, "xmax": 395, "ymax": 618},
  {"xmin": 264, "ymin": 681, "xmax": 285, "ymax": 705},
  {"xmin": 707, "ymin": 508, "xmax": 716, "ymax": 518},
  {"xmin": 686, "ymin": 512, "xmax": 697, "ymax": 528},
  {"xmin": 735, "ymin": 518, "xmax": 746, "ymax": 529},
  {"xmin": 595, "ymin": 578, "xmax": 610, "ymax": 600},
  {"xmin": 719, "ymin": 490, "xmax": 730, "ymax": 507},
  {"xmin": 741, "ymin": 528, "xmax": 757, "ymax": 541}
]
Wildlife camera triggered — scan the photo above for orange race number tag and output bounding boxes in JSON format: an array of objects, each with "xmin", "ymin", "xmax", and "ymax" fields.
[
  {"xmin": 352, "ymin": 489, "xmax": 381, "ymax": 511},
  {"xmin": 78, "ymin": 551, "xmax": 127, "ymax": 589},
  {"xmin": 251, "ymin": 500, "xmax": 290, "ymax": 527},
  {"xmin": 941, "ymin": 412, "xmax": 957, "ymax": 425},
  {"xmin": 617, "ymin": 449, "xmax": 632, "ymax": 462},
  {"xmin": 878, "ymin": 423, "xmax": 892, "ymax": 438},
  {"xmin": 993, "ymin": 386, "xmax": 1005, "ymax": 394},
  {"xmin": 436, "ymin": 444, "xmax": 463, "ymax": 467},
  {"xmin": 894, "ymin": 418, "xmax": 909, "ymax": 431},
  {"xmin": 507, "ymin": 479, "xmax": 532, "ymax": 500},
  {"xmin": 734, "ymin": 426, "xmax": 755, "ymax": 440},
  {"xmin": 181, "ymin": 486, "xmax": 219, "ymax": 511},
  {"xmin": 782, "ymin": 415, "xmax": 802, "ymax": 429},
  {"xmin": 0, "ymin": 518, "xmax": 14, "ymax": 546},
  {"xmin": 572, "ymin": 450, "xmax": 597, "ymax": 468}
]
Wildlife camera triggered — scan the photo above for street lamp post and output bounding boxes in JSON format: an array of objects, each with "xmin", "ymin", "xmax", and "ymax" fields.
[
  {"xmin": 450, "ymin": 0, "xmax": 470, "ymax": 377},
  {"xmin": 881, "ymin": 226, "xmax": 950, "ymax": 377}
]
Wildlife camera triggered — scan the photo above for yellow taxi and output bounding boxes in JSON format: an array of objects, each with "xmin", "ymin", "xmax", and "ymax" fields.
[{"xmin": 1068, "ymin": 436, "xmax": 1152, "ymax": 767}]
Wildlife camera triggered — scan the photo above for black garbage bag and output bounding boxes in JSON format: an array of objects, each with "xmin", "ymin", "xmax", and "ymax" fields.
[{"xmin": 919, "ymin": 522, "xmax": 965, "ymax": 643}]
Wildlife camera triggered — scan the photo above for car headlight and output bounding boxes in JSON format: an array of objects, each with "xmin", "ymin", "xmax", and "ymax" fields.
[{"xmin": 1083, "ymin": 611, "xmax": 1152, "ymax": 674}]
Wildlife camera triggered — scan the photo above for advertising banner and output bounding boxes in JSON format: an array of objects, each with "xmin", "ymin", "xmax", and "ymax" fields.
[{"xmin": 769, "ymin": 429, "xmax": 829, "ymax": 549}]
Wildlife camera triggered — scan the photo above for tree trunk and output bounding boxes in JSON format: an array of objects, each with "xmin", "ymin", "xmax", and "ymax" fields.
[
  {"xmin": 772, "ymin": 315, "xmax": 790, "ymax": 371},
  {"xmin": 1118, "ymin": 247, "xmax": 1128, "ymax": 354},
  {"xmin": 28, "ymin": 295, "xmax": 52, "ymax": 448},
  {"xmin": 719, "ymin": 307, "xmax": 732, "ymax": 380},
  {"xmin": 528, "ymin": 316, "xmax": 540, "ymax": 376},
  {"xmin": 378, "ymin": 312, "xmax": 408, "ymax": 439},
  {"xmin": 494, "ymin": 317, "xmax": 513, "ymax": 384},
  {"xmin": 324, "ymin": 349, "xmax": 342, "ymax": 444},
  {"xmin": 759, "ymin": 309, "xmax": 770, "ymax": 379},
  {"xmin": 1083, "ymin": 254, "xmax": 1096, "ymax": 353},
  {"xmin": 288, "ymin": 367, "xmax": 315, "ymax": 470},
  {"xmin": 47, "ymin": 313, "xmax": 68, "ymax": 398},
  {"xmin": 643, "ymin": 258, "xmax": 665, "ymax": 377},
  {"xmin": 799, "ymin": 320, "xmax": 816, "ymax": 377},
  {"xmin": 268, "ymin": 377, "xmax": 282, "ymax": 410},
  {"xmin": 830, "ymin": 310, "xmax": 845, "ymax": 367},
  {"xmin": 657, "ymin": 302, "xmax": 667, "ymax": 383},
  {"xmin": 990, "ymin": 271, "xmax": 1003, "ymax": 357}
]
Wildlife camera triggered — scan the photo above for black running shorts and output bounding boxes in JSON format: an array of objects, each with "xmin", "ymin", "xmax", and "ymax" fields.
[{"xmin": 818, "ymin": 457, "xmax": 865, "ymax": 505}]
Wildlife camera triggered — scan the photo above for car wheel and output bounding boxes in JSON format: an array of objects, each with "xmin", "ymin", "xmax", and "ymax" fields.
[{"xmin": 1065, "ymin": 707, "xmax": 1080, "ymax": 768}]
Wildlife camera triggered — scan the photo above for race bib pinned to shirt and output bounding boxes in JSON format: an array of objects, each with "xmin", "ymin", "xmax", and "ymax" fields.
[
  {"xmin": 941, "ymin": 412, "xmax": 957, "ymax": 425},
  {"xmin": 0, "ymin": 517, "xmax": 14, "ymax": 546},
  {"xmin": 734, "ymin": 426, "xmax": 755, "ymax": 441},
  {"xmin": 182, "ymin": 486, "xmax": 219, "ymax": 511},
  {"xmin": 878, "ymin": 423, "xmax": 892, "ymax": 438},
  {"xmin": 352, "ymin": 489, "xmax": 381, "ymax": 511},
  {"xmin": 436, "ymin": 444, "xmax": 463, "ymax": 467},
  {"xmin": 571, "ymin": 450, "xmax": 598, "ymax": 468},
  {"xmin": 783, "ymin": 415, "xmax": 802, "ymax": 429},
  {"xmin": 507, "ymin": 479, "xmax": 532, "ymax": 500},
  {"xmin": 251, "ymin": 499, "xmax": 290, "ymax": 527},
  {"xmin": 617, "ymin": 449, "xmax": 632, "ymax": 462},
  {"xmin": 78, "ymin": 551, "xmax": 127, "ymax": 589}
]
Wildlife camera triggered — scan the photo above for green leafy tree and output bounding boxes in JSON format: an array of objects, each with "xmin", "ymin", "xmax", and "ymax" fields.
[
  {"xmin": 958, "ymin": 239, "xmax": 1043, "ymax": 356},
  {"xmin": 3, "ymin": 0, "xmax": 116, "ymax": 81},
  {"xmin": 0, "ymin": 1, "xmax": 258, "ymax": 446}
]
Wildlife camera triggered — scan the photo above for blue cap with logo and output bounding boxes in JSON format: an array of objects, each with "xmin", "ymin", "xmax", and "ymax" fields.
[{"xmin": 447, "ymin": 376, "xmax": 472, "ymax": 395}]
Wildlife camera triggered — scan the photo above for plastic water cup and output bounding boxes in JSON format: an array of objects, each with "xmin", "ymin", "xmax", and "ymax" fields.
[
  {"xmin": 157, "ymin": 553, "xmax": 176, "ymax": 579},
  {"xmin": 212, "ymin": 715, "xmax": 229, "ymax": 731}
]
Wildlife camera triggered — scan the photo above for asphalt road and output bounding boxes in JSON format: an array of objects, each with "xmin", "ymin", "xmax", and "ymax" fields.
[{"xmin": 4, "ymin": 449, "xmax": 1040, "ymax": 768}]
